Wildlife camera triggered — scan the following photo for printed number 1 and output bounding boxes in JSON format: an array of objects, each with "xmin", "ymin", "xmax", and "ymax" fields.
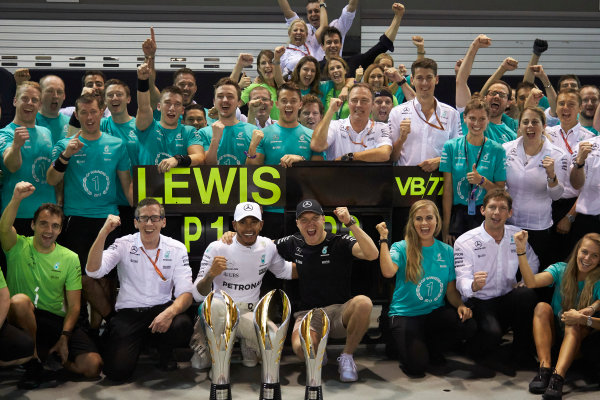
[{"xmin": 92, "ymin": 175, "xmax": 99, "ymax": 191}]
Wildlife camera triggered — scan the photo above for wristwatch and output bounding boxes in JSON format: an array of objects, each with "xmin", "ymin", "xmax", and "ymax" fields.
[
  {"xmin": 574, "ymin": 160, "xmax": 585, "ymax": 169},
  {"xmin": 341, "ymin": 152, "xmax": 354, "ymax": 161},
  {"xmin": 567, "ymin": 214, "xmax": 576, "ymax": 223},
  {"xmin": 546, "ymin": 175, "xmax": 557, "ymax": 183},
  {"xmin": 320, "ymin": 2, "xmax": 327, "ymax": 8},
  {"xmin": 587, "ymin": 315, "xmax": 593, "ymax": 327}
]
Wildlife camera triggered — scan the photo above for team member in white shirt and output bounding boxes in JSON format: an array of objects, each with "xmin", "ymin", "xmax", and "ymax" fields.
[
  {"xmin": 86, "ymin": 198, "xmax": 194, "ymax": 380},
  {"xmin": 545, "ymin": 89, "xmax": 595, "ymax": 260},
  {"xmin": 389, "ymin": 58, "xmax": 462, "ymax": 171},
  {"xmin": 455, "ymin": 189, "xmax": 539, "ymax": 367},
  {"xmin": 310, "ymin": 83, "xmax": 392, "ymax": 161},
  {"xmin": 503, "ymin": 106, "xmax": 568, "ymax": 269},
  {"xmin": 570, "ymin": 135, "xmax": 600, "ymax": 244},
  {"xmin": 191, "ymin": 202, "xmax": 296, "ymax": 368}
]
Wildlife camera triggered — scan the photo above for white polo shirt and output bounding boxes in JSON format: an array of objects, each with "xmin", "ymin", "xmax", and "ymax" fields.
[
  {"xmin": 86, "ymin": 233, "xmax": 193, "ymax": 311},
  {"xmin": 503, "ymin": 136, "xmax": 569, "ymax": 230},
  {"xmin": 389, "ymin": 98, "xmax": 462, "ymax": 166},
  {"xmin": 546, "ymin": 123, "xmax": 595, "ymax": 198},
  {"xmin": 285, "ymin": 5, "xmax": 356, "ymax": 61},
  {"xmin": 455, "ymin": 223, "xmax": 539, "ymax": 301},
  {"xmin": 325, "ymin": 117, "xmax": 392, "ymax": 160},
  {"xmin": 192, "ymin": 236, "xmax": 292, "ymax": 303},
  {"xmin": 571, "ymin": 136, "xmax": 600, "ymax": 215}
]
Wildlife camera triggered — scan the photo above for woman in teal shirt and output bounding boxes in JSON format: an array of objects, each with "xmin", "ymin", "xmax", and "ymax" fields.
[
  {"xmin": 515, "ymin": 231, "xmax": 600, "ymax": 399},
  {"xmin": 377, "ymin": 200, "xmax": 475, "ymax": 377}
]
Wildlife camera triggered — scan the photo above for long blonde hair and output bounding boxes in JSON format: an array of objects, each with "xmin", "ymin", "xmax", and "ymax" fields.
[
  {"xmin": 404, "ymin": 200, "xmax": 441, "ymax": 284},
  {"xmin": 561, "ymin": 233, "xmax": 600, "ymax": 311}
]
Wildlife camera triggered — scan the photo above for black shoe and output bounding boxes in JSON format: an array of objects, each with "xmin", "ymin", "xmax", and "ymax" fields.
[
  {"xmin": 529, "ymin": 366, "xmax": 552, "ymax": 394},
  {"xmin": 542, "ymin": 372, "xmax": 565, "ymax": 400},
  {"xmin": 18, "ymin": 358, "xmax": 44, "ymax": 390}
]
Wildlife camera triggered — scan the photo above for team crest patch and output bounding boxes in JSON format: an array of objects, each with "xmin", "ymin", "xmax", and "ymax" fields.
[
  {"xmin": 322, "ymin": 246, "xmax": 328, "ymax": 255},
  {"xmin": 53, "ymin": 262, "xmax": 60, "ymax": 270}
]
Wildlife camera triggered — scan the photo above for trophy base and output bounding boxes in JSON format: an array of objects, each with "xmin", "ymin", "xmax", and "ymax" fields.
[
  {"xmin": 210, "ymin": 383, "xmax": 232, "ymax": 400},
  {"xmin": 259, "ymin": 382, "xmax": 281, "ymax": 400},
  {"xmin": 305, "ymin": 385, "xmax": 323, "ymax": 400}
]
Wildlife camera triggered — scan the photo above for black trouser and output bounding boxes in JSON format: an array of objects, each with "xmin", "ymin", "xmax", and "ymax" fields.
[
  {"xmin": 0, "ymin": 322, "xmax": 34, "ymax": 362},
  {"xmin": 449, "ymin": 204, "xmax": 485, "ymax": 238},
  {"xmin": 571, "ymin": 213, "xmax": 600, "ymax": 246},
  {"xmin": 465, "ymin": 287, "xmax": 537, "ymax": 357},
  {"xmin": 102, "ymin": 302, "xmax": 192, "ymax": 381},
  {"xmin": 550, "ymin": 197, "xmax": 577, "ymax": 263},
  {"xmin": 388, "ymin": 305, "xmax": 477, "ymax": 375}
]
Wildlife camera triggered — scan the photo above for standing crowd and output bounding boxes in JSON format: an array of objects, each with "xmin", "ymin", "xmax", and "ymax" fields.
[{"xmin": 1, "ymin": 1, "xmax": 600, "ymax": 399}]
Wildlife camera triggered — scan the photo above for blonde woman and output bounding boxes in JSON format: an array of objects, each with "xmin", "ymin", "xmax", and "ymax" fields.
[
  {"xmin": 377, "ymin": 200, "xmax": 475, "ymax": 377},
  {"xmin": 515, "ymin": 231, "xmax": 600, "ymax": 399}
]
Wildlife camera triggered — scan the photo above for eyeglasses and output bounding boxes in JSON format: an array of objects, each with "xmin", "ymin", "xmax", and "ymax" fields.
[
  {"xmin": 136, "ymin": 215, "xmax": 164, "ymax": 223},
  {"xmin": 487, "ymin": 91, "xmax": 508, "ymax": 99}
]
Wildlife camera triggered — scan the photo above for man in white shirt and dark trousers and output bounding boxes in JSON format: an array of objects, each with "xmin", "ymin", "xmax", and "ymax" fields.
[
  {"xmin": 191, "ymin": 202, "xmax": 296, "ymax": 369},
  {"xmin": 454, "ymin": 189, "xmax": 539, "ymax": 370},
  {"xmin": 86, "ymin": 198, "xmax": 194, "ymax": 380},
  {"xmin": 570, "ymin": 135, "xmax": 600, "ymax": 242}
]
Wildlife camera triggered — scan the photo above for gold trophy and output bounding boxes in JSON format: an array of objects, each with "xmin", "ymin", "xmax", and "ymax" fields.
[
  {"xmin": 253, "ymin": 289, "xmax": 291, "ymax": 400},
  {"xmin": 299, "ymin": 308, "xmax": 330, "ymax": 400},
  {"xmin": 201, "ymin": 290, "xmax": 239, "ymax": 400}
]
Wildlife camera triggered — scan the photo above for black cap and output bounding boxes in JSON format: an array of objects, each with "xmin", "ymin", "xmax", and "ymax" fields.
[{"xmin": 296, "ymin": 199, "xmax": 324, "ymax": 219}]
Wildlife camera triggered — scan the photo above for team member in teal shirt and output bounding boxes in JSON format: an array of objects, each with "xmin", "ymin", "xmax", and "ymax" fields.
[
  {"xmin": 377, "ymin": 200, "xmax": 474, "ymax": 377},
  {"xmin": 199, "ymin": 77, "xmax": 255, "ymax": 165},
  {"xmin": 0, "ymin": 82, "xmax": 56, "ymax": 234},
  {"xmin": 515, "ymin": 231, "xmax": 600, "ymax": 399},
  {"xmin": 440, "ymin": 97, "xmax": 506, "ymax": 245},
  {"xmin": 246, "ymin": 82, "xmax": 324, "ymax": 166},
  {"xmin": 47, "ymin": 94, "xmax": 132, "ymax": 269},
  {"xmin": 35, "ymin": 75, "xmax": 69, "ymax": 145},
  {"xmin": 135, "ymin": 64, "xmax": 205, "ymax": 172}
]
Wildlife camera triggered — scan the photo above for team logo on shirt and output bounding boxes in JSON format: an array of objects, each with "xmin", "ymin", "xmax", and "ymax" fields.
[
  {"xmin": 176, "ymin": 133, "xmax": 182, "ymax": 140},
  {"xmin": 164, "ymin": 250, "xmax": 171, "ymax": 260},
  {"xmin": 436, "ymin": 253, "xmax": 443, "ymax": 262},
  {"xmin": 129, "ymin": 130, "xmax": 136, "ymax": 138},
  {"xmin": 82, "ymin": 170, "xmax": 111, "ymax": 197},
  {"xmin": 103, "ymin": 145, "xmax": 111, "ymax": 155},
  {"xmin": 260, "ymin": 254, "xmax": 266, "ymax": 264},
  {"xmin": 130, "ymin": 246, "xmax": 139, "ymax": 255},
  {"xmin": 53, "ymin": 262, "xmax": 60, "ymax": 270},
  {"xmin": 321, "ymin": 246, "xmax": 328, "ymax": 255},
  {"xmin": 416, "ymin": 276, "xmax": 444, "ymax": 303},
  {"xmin": 474, "ymin": 241, "xmax": 483, "ymax": 249},
  {"xmin": 32, "ymin": 156, "xmax": 51, "ymax": 183},
  {"xmin": 154, "ymin": 152, "xmax": 172, "ymax": 165}
]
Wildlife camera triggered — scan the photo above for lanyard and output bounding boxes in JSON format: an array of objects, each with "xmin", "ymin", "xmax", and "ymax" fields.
[
  {"xmin": 559, "ymin": 129, "xmax": 574, "ymax": 154},
  {"xmin": 286, "ymin": 45, "xmax": 310, "ymax": 57},
  {"xmin": 140, "ymin": 248, "xmax": 166, "ymax": 281},
  {"xmin": 345, "ymin": 119, "xmax": 374, "ymax": 148},
  {"xmin": 465, "ymin": 137, "xmax": 487, "ymax": 200},
  {"xmin": 414, "ymin": 100, "xmax": 445, "ymax": 130}
]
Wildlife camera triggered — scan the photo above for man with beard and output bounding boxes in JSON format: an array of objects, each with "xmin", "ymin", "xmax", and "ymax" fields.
[
  {"xmin": 455, "ymin": 35, "xmax": 517, "ymax": 144},
  {"xmin": 311, "ymin": 83, "xmax": 392, "ymax": 161},
  {"xmin": 578, "ymin": 85, "xmax": 599, "ymax": 135},
  {"xmin": 190, "ymin": 202, "xmax": 295, "ymax": 369},
  {"xmin": 0, "ymin": 82, "xmax": 56, "ymax": 235},
  {"xmin": 198, "ymin": 78, "xmax": 256, "ymax": 165},
  {"xmin": 276, "ymin": 0, "xmax": 359, "ymax": 61},
  {"xmin": 60, "ymin": 70, "xmax": 110, "ymax": 119},
  {"xmin": 298, "ymin": 94, "xmax": 323, "ymax": 130},
  {"xmin": 246, "ymin": 86, "xmax": 275, "ymax": 129},
  {"xmin": 36, "ymin": 75, "xmax": 69, "ymax": 145},
  {"xmin": 135, "ymin": 64, "xmax": 205, "ymax": 172}
]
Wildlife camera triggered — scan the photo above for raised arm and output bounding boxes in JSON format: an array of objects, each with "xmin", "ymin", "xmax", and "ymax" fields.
[
  {"xmin": 530, "ymin": 64, "xmax": 557, "ymax": 116},
  {"xmin": 384, "ymin": 3, "xmax": 405, "ymax": 43},
  {"xmin": 456, "ymin": 34, "xmax": 492, "ymax": 109},
  {"xmin": 412, "ymin": 35, "xmax": 426, "ymax": 61},
  {"xmin": 245, "ymin": 129, "xmax": 265, "ymax": 165},
  {"xmin": 2, "ymin": 127, "xmax": 29, "ymax": 173},
  {"xmin": 135, "ymin": 63, "xmax": 154, "ymax": 131},
  {"xmin": 385, "ymin": 67, "xmax": 416, "ymax": 101},
  {"xmin": 390, "ymin": 118, "xmax": 410, "ymax": 162},
  {"xmin": 523, "ymin": 39, "xmax": 548, "ymax": 83},
  {"xmin": 480, "ymin": 57, "xmax": 518, "ymax": 96},
  {"xmin": 273, "ymin": 46, "xmax": 285, "ymax": 86},
  {"xmin": 47, "ymin": 132, "xmax": 84, "ymax": 186},
  {"xmin": 276, "ymin": 0, "xmax": 296, "ymax": 19},
  {"xmin": 570, "ymin": 141, "xmax": 592, "ymax": 190},
  {"xmin": 205, "ymin": 121, "xmax": 225, "ymax": 165},
  {"xmin": 376, "ymin": 222, "xmax": 398, "ymax": 278},
  {"xmin": 86, "ymin": 215, "xmax": 121, "ymax": 274},
  {"xmin": 314, "ymin": 1, "xmax": 329, "ymax": 45},
  {"xmin": 335, "ymin": 207, "xmax": 378, "ymax": 261},
  {"xmin": 513, "ymin": 230, "xmax": 554, "ymax": 288},
  {"xmin": 230, "ymin": 53, "xmax": 254, "ymax": 82},
  {"xmin": 0, "ymin": 182, "xmax": 35, "ymax": 252},
  {"xmin": 310, "ymin": 98, "xmax": 340, "ymax": 152},
  {"xmin": 142, "ymin": 27, "xmax": 161, "ymax": 110}
]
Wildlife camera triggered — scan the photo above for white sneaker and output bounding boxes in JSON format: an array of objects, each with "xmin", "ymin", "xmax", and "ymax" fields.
[
  {"xmin": 337, "ymin": 353, "xmax": 358, "ymax": 382},
  {"xmin": 240, "ymin": 339, "xmax": 259, "ymax": 367}
]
